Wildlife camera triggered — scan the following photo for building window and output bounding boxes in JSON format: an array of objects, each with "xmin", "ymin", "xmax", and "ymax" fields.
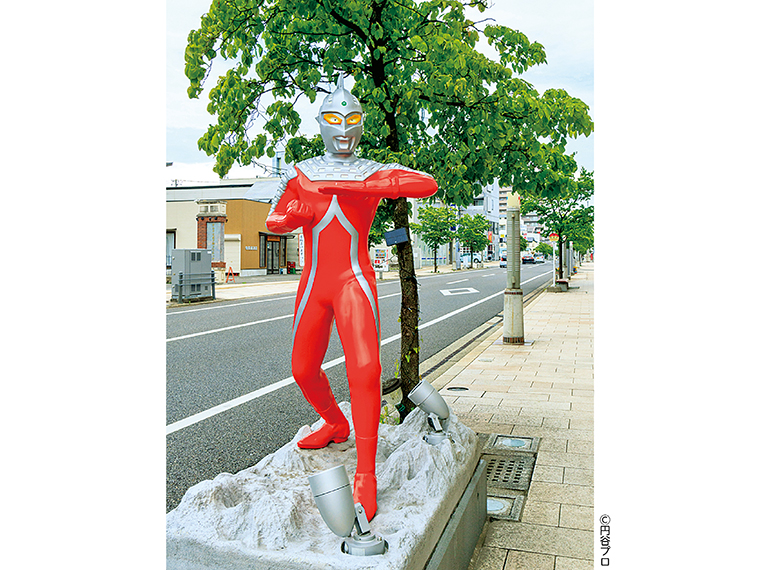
[{"xmin": 259, "ymin": 234, "xmax": 266, "ymax": 267}]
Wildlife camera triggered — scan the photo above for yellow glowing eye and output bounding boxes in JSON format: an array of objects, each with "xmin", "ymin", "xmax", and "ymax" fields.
[
  {"xmin": 323, "ymin": 113, "xmax": 342, "ymax": 125},
  {"xmin": 346, "ymin": 113, "xmax": 362, "ymax": 125}
]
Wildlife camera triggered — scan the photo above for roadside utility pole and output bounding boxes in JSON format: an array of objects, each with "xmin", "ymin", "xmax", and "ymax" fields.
[{"xmin": 503, "ymin": 194, "xmax": 524, "ymax": 343}]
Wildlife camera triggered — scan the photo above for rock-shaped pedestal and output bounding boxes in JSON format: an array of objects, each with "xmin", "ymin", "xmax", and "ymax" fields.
[{"xmin": 167, "ymin": 403, "xmax": 479, "ymax": 570}]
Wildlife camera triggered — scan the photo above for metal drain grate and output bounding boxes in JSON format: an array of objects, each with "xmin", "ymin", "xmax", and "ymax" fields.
[{"xmin": 483, "ymin": 454, "xmax": 536, "ymax": 491}]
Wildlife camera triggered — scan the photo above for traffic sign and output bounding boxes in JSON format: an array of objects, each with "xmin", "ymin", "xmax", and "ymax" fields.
[{"xmin": 549, "ymin": 233, "xmax": 559, "ymax": 242}]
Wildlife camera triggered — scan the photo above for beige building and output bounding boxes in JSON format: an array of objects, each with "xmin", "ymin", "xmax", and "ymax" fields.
[{"xmin": 166, "ymin": 178, "xmax": 300, "ymax": 276}]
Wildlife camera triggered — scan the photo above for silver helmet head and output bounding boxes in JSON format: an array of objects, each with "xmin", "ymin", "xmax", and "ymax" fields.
[{"xmin": 317, "ymin": 74, "xmax": 363, "ymax": 156}]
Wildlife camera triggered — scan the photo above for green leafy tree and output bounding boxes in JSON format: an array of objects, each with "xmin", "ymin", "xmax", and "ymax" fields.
[
  {"xmin": 410, "ymin": 205, "xmax": 456, "ymax": 273},
  {"xmin": 456, "ymin": 213, "xmax": 490, "ymax": 268},
  {"xmin": 184, "ymin": 0, "xmax": 593, "ymax": 413},
  {"xmin": 535, "ymin": 242, "xmax": 553, "ymax": 258},
  {"xmin": 521, "ymin": 165, "xmax": 594, "ymax": 279},
  {"xmin": 368, "ymin": 203, "xmax": 394, "ymax": 248},
  {"xmin": 520, "ymin": 236, "xmax": 529, "ymax": 251}
]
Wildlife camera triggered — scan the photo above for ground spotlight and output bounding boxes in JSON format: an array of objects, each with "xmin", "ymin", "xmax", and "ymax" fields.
[
  {"xmin": 408, "ymin": 380, "xmax": 452, "ymax": 445},
  {"xmin": 308, "ymin": 465, "xmax": 388, "ymax": 556}
]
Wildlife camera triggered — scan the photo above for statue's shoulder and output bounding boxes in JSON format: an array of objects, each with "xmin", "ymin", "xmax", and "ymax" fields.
[{"xmin": 294, "ymin": 156, "xmax": 322, "ymax": 179}]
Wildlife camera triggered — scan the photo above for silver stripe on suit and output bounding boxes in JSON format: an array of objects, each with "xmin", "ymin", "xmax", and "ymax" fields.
[{"xmin": 293, "ymin": 195, "xmax": 379, "ymax": 343}]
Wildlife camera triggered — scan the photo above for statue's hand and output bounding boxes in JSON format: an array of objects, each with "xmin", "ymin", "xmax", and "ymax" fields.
[{"xmin": 286, "ymin": 200, "xmax": 314, "ymax": 225}]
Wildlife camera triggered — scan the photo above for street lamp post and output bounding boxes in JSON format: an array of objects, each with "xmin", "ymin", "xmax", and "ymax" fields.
[
  {"xmin": 503, "ymin": 193, "xmax": 524, "ymax": 344},
  {"xmin": 549, "ymin": 233, "xmax": 559, "ymax": 286}
]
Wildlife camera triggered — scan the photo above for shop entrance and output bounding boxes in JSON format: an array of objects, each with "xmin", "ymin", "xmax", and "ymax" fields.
[{"xmin": 266, "ymin": 239, "xmax": 280, "ymax": 274}]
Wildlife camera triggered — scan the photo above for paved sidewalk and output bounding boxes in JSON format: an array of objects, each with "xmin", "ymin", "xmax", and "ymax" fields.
[{"xmin": 427, "ymin": 263, "xmax": 594, "ymax": 570}]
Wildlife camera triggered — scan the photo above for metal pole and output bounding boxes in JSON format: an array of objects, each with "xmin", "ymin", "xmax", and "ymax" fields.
[
  {"xmin": 503, "ymin": 202, "xmax": 524, "ymax": 344},
  {"xmin": 552, "ymin": 242, "xmax": 556, "ymax": 287}
]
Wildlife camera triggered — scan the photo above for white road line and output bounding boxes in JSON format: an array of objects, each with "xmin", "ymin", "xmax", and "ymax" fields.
[
  {"xmin": 167, "ymin": 293, "xmax": 401, "ymax": 342},
  {"xmin": 166, "ymin": 269, "xmax": 553, "ymax": 434},
  {"xmin": 167, "ymin": 295, "xmax": 297, "ymax": 315},
  {"xmin": 378, "ymin": 292, "xmax": 401, "ymax": 300},
  {"xmin": 446, "ymin": 278, "xmax": 469, "ymax": 285},
  {"xmin": 166, "ymin": 314, "xmax": 293, "ymax": 342}
]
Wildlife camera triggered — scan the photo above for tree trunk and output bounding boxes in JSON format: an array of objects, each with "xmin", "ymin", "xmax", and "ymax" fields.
[
  {"xmin": 557, "ymin": 236, "xmax": 564, "ymax": 279},
  {"xmin": 433, "ymin": 245, "xmax": 438, "ymax": 273},
  {"xmin": 390, "ymin": 197, "xmax": 420, "ymax": 421}
]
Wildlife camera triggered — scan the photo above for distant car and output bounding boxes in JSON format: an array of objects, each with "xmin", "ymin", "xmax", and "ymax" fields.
[
  {"xmin": 499, "ymin": 254, "xmax": 507, "ymax": 268},
  {"xmin": 534, "ymin": 254, "xmax": 545, "ymax": 263},
  {"xmin": 460, "ymin": 254, "xmax": 481, "ymax": 266},
  {"xmin": 521, "ymin": 252, "xmax": 535, "ymax": 264}
]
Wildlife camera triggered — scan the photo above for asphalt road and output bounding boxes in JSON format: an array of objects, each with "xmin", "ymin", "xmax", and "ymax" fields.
[{"xmin": 166, "ymin": 262, "xmax": 553, "ymax": 511}]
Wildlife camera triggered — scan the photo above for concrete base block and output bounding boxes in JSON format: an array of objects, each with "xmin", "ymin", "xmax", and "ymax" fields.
[
  {"xmin": 167, "ymin": 402, "xmax": 480, "ymax": 570},
  {"xmin": 425, "ymin": 460, "xmax": 486, "ymax": 570}
]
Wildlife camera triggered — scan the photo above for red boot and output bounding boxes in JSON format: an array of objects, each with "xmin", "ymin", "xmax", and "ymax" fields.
[
  {"xmin": 297, "ymin": 421, "xmax": 350, "ymax": 449},
  {"xmin": 297, "ymin": 400, "xmax": 350, "ymax": 449},
  {"xmin": 353, "ymin": 472, "xmax": 377, "ymax": 521}
]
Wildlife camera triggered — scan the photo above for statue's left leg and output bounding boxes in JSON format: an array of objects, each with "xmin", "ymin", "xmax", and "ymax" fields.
[{"xmin": 333, "ymin": 280, "xmax": 381, "ymax": 521}]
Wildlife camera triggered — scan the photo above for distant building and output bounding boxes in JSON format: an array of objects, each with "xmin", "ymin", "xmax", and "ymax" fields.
[
  {"xmin": 496, "ymin": 184, "xmax": 544, "ymax": 253},
  {"xmin": 460, "ymin": 181, "xmax": 500, "ymax": 260},
  {"xmin": 166, "ymin": 177, "xmax": 300, "ymax": 276}
]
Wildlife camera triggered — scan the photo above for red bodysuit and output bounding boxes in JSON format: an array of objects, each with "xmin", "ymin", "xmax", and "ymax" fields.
[{"xmin": 265, "ymin": 154, "xmax": 437, "ymax": 520}]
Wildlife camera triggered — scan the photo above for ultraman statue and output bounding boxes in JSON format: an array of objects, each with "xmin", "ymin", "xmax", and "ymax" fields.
[{"xmin": 266, "ymin": 74, "xmax": 437, "ymax": 521}]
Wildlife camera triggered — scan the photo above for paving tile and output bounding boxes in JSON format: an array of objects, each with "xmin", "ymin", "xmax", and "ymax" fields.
[
  {"xmin": 535, "ymin": 451, "xmax": 594, "ymax": 470},
  {"xmin": 560, "ymin": 504, "xmax": 594, "ymax": 531},
  {"xmin": 549, "ymin": 393, "xmax": 592, "ymax": 404},
  {"xmin": 542, "ymin": 417, "xmax": 570, "ymax": 429},
  {"xmin": 555, "ymin": 556, "xmax": 593, "ymax": 570},
  {"xmin": 569, "ymin": 418, "xmax": 594, "ymax": 431},
  {"xmin": 494, "ymin": 374, "xmax": 519, "ymax": 382},
  {"xmin": 461, "ymin": 418, "xmax": 515, "ymax": 435},
  {"xmin": 566, "ymin": 440, "xmax": 593, "ymax": 455},
  {"xmin": 499, "ymin": 393, "xmax": 551, "ymax": 403},
  {"xmin": 528, "ymin": 482, "xmax": 593, "ymax": 507},
  {"xmin": 521, "ymin": 499, "xmax": 560, "ymax": 526},
  {"xmin": 486, "ymin": 521, "xmax": 593, "ymax": 560},
  {"xmin": 531, "ymin": 464, "xmax": 564, "ymax": 484},
  {"xmin": 512, "ymin": 427, "xmax": 592, "ymax": 442},
  {"xmin": 563, "ymin": 468, "xmax": 594, "ymax": 486},
  {"xmin": 514, "ymin": 400, "xmax": 571, "ymax": 410},
  {"xmin": 470, "ymin": 546, "xmax": 508, "ymax": 570},
  {"xmin": 536, "ymin": 438, "xmax": 568, "ymax": 453},
  {"xmin": 494, "ymin": 406, "xmax": 523, "ymax": 415},
  {"xmin": 511, "ymin": 415, "xmax": 544, "ymax": 427},
  {"xmin": 505, "ymin": 550, "xmax": 555, "ymax": 570},
  {"xmin": 447, "ymin": 389, "xmax": 486, "ymax": 398},
  {"xmin": 475, "ymin": 395, "xmax": 508, "ymax": 405}
]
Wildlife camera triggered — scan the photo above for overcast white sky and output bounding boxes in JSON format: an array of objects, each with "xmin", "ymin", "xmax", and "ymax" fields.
[{"xmin": 166, "ymin": 0, "xmax": 594, "ymax": 184}]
